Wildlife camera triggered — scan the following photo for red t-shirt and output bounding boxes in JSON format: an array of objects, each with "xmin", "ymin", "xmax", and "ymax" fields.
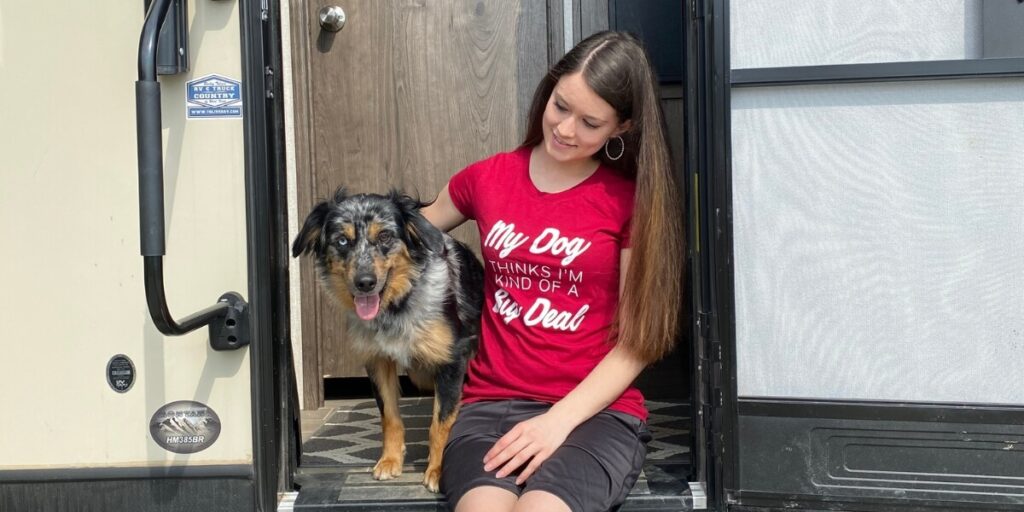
[{"xmin": 447, "ymin": 146, "xmax": 646, "ymax": 421}]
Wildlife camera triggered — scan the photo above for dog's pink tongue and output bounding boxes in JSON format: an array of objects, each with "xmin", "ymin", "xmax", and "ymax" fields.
[{"xmin": 354, "ymin": 294, "xmax": 381, "ymax": 320}]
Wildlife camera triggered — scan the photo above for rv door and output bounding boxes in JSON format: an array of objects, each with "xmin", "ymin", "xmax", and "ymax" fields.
[
  {"xmin": 0, "ymin": 1, "xmax": 291, "ymax": 510},
  {"xmin": 706, "ymin": 1, "xmax": 1024, "ymax": 511}
]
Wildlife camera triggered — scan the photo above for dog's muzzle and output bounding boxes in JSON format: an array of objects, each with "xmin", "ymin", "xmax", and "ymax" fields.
[{"xmin": 352, "ymin": 271, "xmax": 382, "ymax": 320}]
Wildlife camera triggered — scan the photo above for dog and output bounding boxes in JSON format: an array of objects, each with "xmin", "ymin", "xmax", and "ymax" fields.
[{"xmin": 292, "ymin": 187, "xmax": 483, "ymax": 492}]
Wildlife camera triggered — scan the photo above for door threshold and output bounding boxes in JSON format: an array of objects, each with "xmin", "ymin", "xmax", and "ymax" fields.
[{"xmin": 293, "ymin": 463, "xmax": 694, "ymax": 511}]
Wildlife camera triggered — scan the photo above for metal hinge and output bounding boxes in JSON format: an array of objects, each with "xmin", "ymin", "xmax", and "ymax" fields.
[
  {"xmin": 697, "ymin": 309, "xmax": 721, "ymax": 363},
  {"xmin": 702, "ymin": 385, "xmax": 723, "ymax": 419},
  {"xmin": 710, "ymin": 340, "xmax": 722, "ymax": 363},
  {"xmin": 265, "ymin": 66, "xmax": 276, "ymax": 100},
  {"xmin": 696, "ymin": 310, "xmax": 713, "ymax": 343},
  {"xmin": 697, "ymin": 308, "xmax": 721, "ymax": 430}
]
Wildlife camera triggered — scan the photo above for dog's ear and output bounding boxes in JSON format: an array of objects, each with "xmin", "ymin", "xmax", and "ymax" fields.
[
  {"xmin": 331, "ymin": 186, "xmax": 349, "ymax": 205},
  {"xmin": 292, "ymin": 200, "xmax": 331, "ymax": 258},
  {"xmin": 292, "ymin": 187, "xmax": 348, "ymax": 258},
  {"xmin": 390, "ymin": 189, "xmax": 444, "ymax": 256}
]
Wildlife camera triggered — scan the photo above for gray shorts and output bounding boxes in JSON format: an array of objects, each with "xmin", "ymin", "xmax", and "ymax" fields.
[{"xmin": 440, "ymin": 400, "xmax": 651, "ymax": 512}]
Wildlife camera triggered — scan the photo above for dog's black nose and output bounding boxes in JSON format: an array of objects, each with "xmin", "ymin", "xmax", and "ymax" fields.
[{"xmin": 355, "ymin": 274, "xmax": 377, "ymax": 292}]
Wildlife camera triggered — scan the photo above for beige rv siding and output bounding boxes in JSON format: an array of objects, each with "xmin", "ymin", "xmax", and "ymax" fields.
[{"xmin": 0, "ymin": 1, "xmax": 252, "ymax": 468}]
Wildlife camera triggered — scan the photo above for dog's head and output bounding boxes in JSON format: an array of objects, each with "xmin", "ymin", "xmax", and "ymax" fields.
[{"xmin": 292, "ymin": 187, "xmax": 444, "ymax": 321}]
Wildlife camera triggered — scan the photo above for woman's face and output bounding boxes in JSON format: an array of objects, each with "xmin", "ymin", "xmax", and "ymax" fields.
[{"xmin": 541, "ymin": 72, "xmax": 630, "ymax": 165}]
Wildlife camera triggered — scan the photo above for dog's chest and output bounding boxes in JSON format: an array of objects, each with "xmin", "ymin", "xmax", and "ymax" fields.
[
  {"xmin": 347, "ymin": 259, "xmax": 453, "ymax": 368},
  {"xmin": 349, "ymin": 321, "xmax": 415, "ymax": 366}
]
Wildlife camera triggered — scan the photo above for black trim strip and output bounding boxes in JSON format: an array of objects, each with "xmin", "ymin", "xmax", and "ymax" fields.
[
  {"xmin": 684, "ymin": 0, "xmax": 709, "ymax": 490},
  {"xmin": 739, "ymin": 398, "xmax": 1024, "ymax": 424},
  {"xmin": 707, "ymin": 0, "xmax": 738, "ymax": 501},
  {"xmin": 238, "ymin": 0, "xmax": 281, "ymax": 510},
  {"xmin": 731, "ymin": 491, "xmax": 1024, "ymax": 512},
  {"xmin": 0, "ymin": 465, "xmax": 253, "ymax": 483},
  {"xmin": 2, "ymin": 477, "xmax": 254, "ymax": 512},
  {"xmin": 732, "ymin": 57, "xmax": 1024, "ymax": 87},
  {"xmin": 259, "ymin": 0, "xmax": 300, "ymax": 492}
]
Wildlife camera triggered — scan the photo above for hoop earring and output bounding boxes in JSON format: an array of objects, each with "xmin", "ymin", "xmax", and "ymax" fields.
[{"xmin": 604, "ymin": 135, "xmax": 625, "ymax": 161}]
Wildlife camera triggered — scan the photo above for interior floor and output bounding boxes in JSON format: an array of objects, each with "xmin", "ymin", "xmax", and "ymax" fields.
[{"xmin": 294, "ymin": 397, "xmax": 695, "ymax": 510}]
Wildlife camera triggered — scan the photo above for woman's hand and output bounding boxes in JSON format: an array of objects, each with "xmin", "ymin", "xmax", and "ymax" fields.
[{"xmin": 482, "ymin": 411, "xmax": 574, "ymax": 485}]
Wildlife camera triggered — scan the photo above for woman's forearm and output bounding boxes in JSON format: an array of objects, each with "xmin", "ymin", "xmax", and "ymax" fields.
[
  {"xmin": 548, "ymin": 247, "xmax": 644, "ymax": 427},
  {"xmin": 548, "ymin": 344, "xmax": 647, "ymax": 428}
]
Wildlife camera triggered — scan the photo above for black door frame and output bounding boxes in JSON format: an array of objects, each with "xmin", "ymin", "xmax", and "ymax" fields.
[
  {"xmin": 684, "ymin": 0, "xmax": 715, "ymax": 501},
  {"xmin": 684, "ymin": 0, "xmax": 732, "ymax": 506},
  {"xmin": 702, "ymin": 2, "xmax": 733, "ymax": 506},
  {"xmin": 704, "ymin": 1, "xmax": 1024, "ymax": 510},
  {"xmin": 240, "ymin": 0, "xmax": 299, "ymax": 508}
]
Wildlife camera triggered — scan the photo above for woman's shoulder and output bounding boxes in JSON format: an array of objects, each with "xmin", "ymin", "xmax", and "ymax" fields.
[
  {"xmin": 456, "ymin": 146, "xmax": 529, "ymax": 183},
  {"xmin": 470, "ymin": 146, "xmax": 530, "ymax": 169}
]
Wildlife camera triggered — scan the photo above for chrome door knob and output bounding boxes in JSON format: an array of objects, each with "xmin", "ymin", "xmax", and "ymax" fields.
[{"xmin": 319, "ymin": 5, "xmax": 347, "ymax": 32}]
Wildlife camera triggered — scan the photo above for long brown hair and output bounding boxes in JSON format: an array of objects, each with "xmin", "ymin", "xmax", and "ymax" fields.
[{"xmin": 522, "ymin": 31, "xmax": 684, "ymax": 363}]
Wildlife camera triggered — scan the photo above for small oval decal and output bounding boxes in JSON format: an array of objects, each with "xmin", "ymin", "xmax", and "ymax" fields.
[
  {"xmin": 149, "ymin": 401, "xmax": 222, "ymax": 454},
  {"xmin": 106, "ymin": 354, "xmax": 135, "ymax": 393}
]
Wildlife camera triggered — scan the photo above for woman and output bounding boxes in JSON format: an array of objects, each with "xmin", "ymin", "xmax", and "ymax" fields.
[{"xmin": 422, "ymin": 30, "xmax": 683, "ymax": 512}]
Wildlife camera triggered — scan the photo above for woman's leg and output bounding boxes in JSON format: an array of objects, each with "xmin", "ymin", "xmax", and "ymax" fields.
[
  {"xmin": 453, "ymin": 485, "xmax": 518, "ymax": 512},
  {"xmin": 518, "ymin": 410, "xmax": 649, "ymax": 512},
  {"xmin": 442, "ymin": 402, "xmax": 527, "ymax": 510},
  {"xmin": 443, "ymin": 401, "xmax": 648, "ymax": 511},
  {"xmin": 454, "ymin": 486, "xmax": 571, "ymax": 512},
  {"xmin": 513, "ymin": 490, "xmax": 571, "ymax": 512}
]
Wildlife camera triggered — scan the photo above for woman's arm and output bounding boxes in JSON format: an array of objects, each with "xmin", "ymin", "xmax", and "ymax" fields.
[
  {"xmin": 545, "ymin": 249, "xmax": 644, "ymax": 423},
  {"xmin": 484, "ymin": 249, "xmax": 648, "ymax": 484},
  {"xmin": 420, "ymin": 184, "xmax": 467, "ymax": 232}
]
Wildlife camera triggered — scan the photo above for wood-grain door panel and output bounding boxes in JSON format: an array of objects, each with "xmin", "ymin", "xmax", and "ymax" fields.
[{"xmin": 294, "ymin": 0, "xmax": 548, "ymax": 394}]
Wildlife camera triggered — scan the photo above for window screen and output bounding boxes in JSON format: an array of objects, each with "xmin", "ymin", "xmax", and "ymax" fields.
[
  {"xmin": 731, "ymin": 78, "xmax": 1024, "ymax": 403},
  {"xmin": 731, "ymin": 0, "xmax": 1024, "ymax": 69}
]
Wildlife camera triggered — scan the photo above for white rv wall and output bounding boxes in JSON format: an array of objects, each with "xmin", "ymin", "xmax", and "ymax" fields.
[{"xmin": 0, "ymin": 1, "xmax": 253, "ymax": 468}]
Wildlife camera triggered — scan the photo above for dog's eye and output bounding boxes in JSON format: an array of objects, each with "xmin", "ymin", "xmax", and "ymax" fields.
[
  {"xmin": 336, "ymin": 238, "xmax": 349, "ymax": 247},
  {"xmin": 377, "ymin": 231, "xmax": 393, "ymax": 244}
]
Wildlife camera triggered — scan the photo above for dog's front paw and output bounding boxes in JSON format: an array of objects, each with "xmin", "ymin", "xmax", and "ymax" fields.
[
  {"xmin": 422, "ymin": 466, "xmax": 442, "ymax": 493},
  {"xmin": 372, "ymin": 457, "xmax": 404, "ymax": 480}
]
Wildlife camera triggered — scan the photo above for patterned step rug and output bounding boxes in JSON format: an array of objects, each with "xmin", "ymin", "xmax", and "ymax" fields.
[{"xmin": 301, "ymin": 397, "xmax": 691, "ymax": 467}]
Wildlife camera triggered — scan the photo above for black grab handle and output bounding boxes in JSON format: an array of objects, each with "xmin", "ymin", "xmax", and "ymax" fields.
[{"xmin": 135, "ymin": 0, "xmax": 249, "ymax": 350}]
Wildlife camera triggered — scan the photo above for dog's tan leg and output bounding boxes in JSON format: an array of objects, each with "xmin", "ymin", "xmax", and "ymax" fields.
[
  {"xmin": 367, "ymin": 357, "xmax": 405, "ymax": 480},
  {"xmin": 423, "ymin": 389, "xmax": 458, "ymax": 493}
]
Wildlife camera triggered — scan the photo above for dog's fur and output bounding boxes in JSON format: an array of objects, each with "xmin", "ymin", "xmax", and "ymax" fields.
[{"xmin": 292, "ymin": 188, "xmax": 483, "ymax": 492}]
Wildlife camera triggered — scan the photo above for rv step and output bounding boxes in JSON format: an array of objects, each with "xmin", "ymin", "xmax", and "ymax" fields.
[
  {"xmin": 292, "ymin": 397, "xmax": 694, "ymax": 511},
  {"xmin": 291, "ymin": 462, "xmax": 693, "ymax": 511}
]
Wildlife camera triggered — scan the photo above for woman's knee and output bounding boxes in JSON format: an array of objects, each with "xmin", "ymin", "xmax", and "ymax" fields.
[
  {"xmin": 452, "ymin": 485, "xmax": 517, "ymax": 512},
  {"xmin": 513, "ymin": 490, "xmax": 572, "ymax": 512}
]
